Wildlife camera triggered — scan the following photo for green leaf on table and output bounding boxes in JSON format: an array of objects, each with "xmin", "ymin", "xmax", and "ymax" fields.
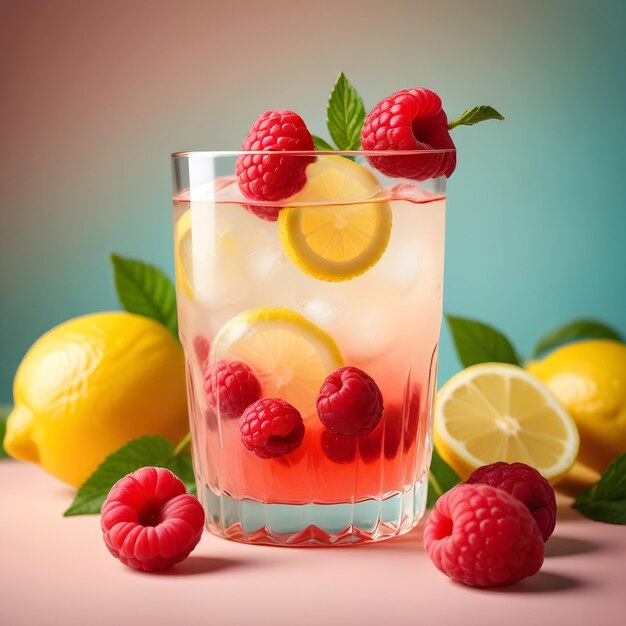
[
  {"xmin": 573, "ymin": 453, "xmax": 626, "ymax": 524},
  {"xmin": 446, "ymin": 314, "xmax": 520, "ymax": 367},
  {"xmin": 448, "ymin": 105, "xmax": 505, "ymax": 130},
  {"xmin": 532, "ymin": 319, "xmax": 623, "ymax": 357},
  {"xmin": 110, "ymin": 253, "xmax": 178, "ymax": 339},
  {"xmin": 64, "ymin": 435, "xmax": 195, "ymax": 516},
  {"xmin": 428, "ymin": 447, "xmax": 461, "ymax": 508},
  {"xmin": 0, "ymin": 405, "xmax": 12, "ymax": 458},
  {"xmin": 326, "ymin": 72, "xmax": 366, "ymax": 151},
  {"xmin": 311, "ymin": 135, "xmax": 335, "ymax": 151}
]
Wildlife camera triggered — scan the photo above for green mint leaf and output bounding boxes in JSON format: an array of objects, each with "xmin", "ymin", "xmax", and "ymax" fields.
[
  {"xmin": 65, "ymin": 436, "xmax": 173, "ymax": 516},
  {"xmin": 446, "ymin": 314, "xmax": 520, "ymax": 367},
  {"xmin": 533, "ymin": 319, "xmax": 623, "ymax": 357},
  {"xmin": 64, "ymin": 435, "xmax": 195, "ymax": 516},
  {"xmin": 326, "ymin": 72, "xmax": 366, "ymax": 151},
  {"xmin": 311, "ymin": 135, "xmax": 335, "ymax": 151},
  {"xmin": 110, "ymin": 253, "xmax": 178, "ymax": 339},
  {"xmin": 428, "ymin": 447, "xmax": 461, "ymax": 507},
  {"xmin": 573, "ymin": 453, "xmax": 626, "ymax": 524},
  {"xmin": 448, "ymin": 105, "xmax": 505, "ymax": 130},
  {"xmin": 0, "ymin": 405, "xmax": 12, "ymax": 459}
]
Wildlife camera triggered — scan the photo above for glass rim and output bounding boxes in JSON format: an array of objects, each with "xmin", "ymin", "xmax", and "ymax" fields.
[{"xmin": 171, "ymin": 149, "xmax": 456, "ymax": 159}]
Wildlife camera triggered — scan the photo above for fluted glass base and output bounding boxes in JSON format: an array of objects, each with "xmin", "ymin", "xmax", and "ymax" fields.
[{"xmin": 201, "ymin": 475, "xmax": 428, "ymax": 546}]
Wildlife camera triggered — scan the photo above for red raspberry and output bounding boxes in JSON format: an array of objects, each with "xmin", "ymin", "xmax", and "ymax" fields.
[
  {"xmin": 240, "ymin": 398, "xmax": 305, "ymax": 459},
  {"xmin": 317, "ymin": 366, "xmax": 383, "ymax": 437},
  {"xmin": 466, "ymin": 462, "xmax": 557, "ymax": 541},
  {"xmin": 321, "ymin": 429, "xmax": 357, "ymax": 464},
  {"xmin": 101, "ymin": 467, "xmax": 205, "ymax": 572},
  {"xmin": 358, "ymin": 405, "xmax": 403, "ymax": 462},
  {"xmin": 204, "ymin": 359, "xmax": 262, "ymax": 418},
  {"xmin": 193, "ymin": 336, "xmax": 210, "ymax": 367},
  {"xmin": 361, "ymin": 88, "xmax": 456, "ymax": 181},
  {"xmin": 236, "ymin": 109, "xmax": 315, "ymax": 208},
  {"xmin": 321, "ymin": 406, "xmax": 402, "ymax": 464},
  {"xmin": 424, "ymin": 483, "xmax": 544, "ymax": 587},
  {"xmin": 243, "ymin": 203, "xmax": 281, "ymax": 222}
]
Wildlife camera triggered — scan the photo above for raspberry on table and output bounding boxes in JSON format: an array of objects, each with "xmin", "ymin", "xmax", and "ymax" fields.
[
  {"xmin": 361, "ymin": 88, "xmax": 456, "ymax": 181},
  {"xmin": 317, "ymin": 366, "xmax": 384, "ymax": 437},
  {"xmin": 236, "ymin": 109, "xmax": 315, "ymax": 212},
  {"xmin": 204, "ymin": 359, "xmax": 262, "ymax": 418},
  {"xmin": 466, "ymin": 462, "xmax": 557, "ymax": 541},
  {"xmin": 424, "ymin": 483, "xmax": 544, "ymax": 587},
  {"xmin": 240, "ymin": 397, "xmax": 305, "ymax": 459},
  {"xmin": 101, "ymin": 466, "xmax": 205, "ymax": 572}
]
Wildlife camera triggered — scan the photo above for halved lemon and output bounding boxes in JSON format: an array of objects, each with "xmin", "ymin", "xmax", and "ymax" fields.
[
  {"xmin": 278, "ymin": 156, "xmax": 392, "ymax": 282},
  {"xmin": 434, "ymin": 363, "xmax": 579, "ymax": 481},
  {"xmin": 211, "ymin": 307, "xmax": 343, "ymax": 416}
]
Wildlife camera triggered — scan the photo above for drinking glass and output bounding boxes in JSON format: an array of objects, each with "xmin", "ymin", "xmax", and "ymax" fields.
[{"xmin": 171, "ymin": 150, "xmax": 450, "ymax": 545}]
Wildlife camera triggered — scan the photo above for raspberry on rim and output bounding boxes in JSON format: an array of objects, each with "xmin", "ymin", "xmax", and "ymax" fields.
[
  {"xmin": 361, "ymin": 88, "xmax": 456, "ymax": 181},
  {"xmin": 243, "ymin": 203, "xmax": 282, "ymax": 222},
  {"xmin": 236, "ymin": 109, "xmax": 315, "ymax": 218}
]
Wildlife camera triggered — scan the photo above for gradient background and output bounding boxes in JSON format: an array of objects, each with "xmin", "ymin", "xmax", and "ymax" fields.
[{"xmin": 1, "ymin": 0, "xmax": 625, "ymax": 404}]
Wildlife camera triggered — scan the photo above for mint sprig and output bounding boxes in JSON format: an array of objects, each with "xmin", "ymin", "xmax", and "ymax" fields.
[
  {"xmin": 446, "ymin": 314, "xmax": 520, "ymax": 368},
  {"xmin": 428, "ymin": 447, "xmax": 461, "ymax": 507},
  {"xmin": 314, "ymin": 75, "xmax": 504, "ymax": 156},
  {"xmin": 326, "ymin": 72, "xmax": 366, "ymax": 151},
  {"xmin": 313, "ymin": 73, "xmax": 364, "ymax": 157},
  {"xmin": 573, "ymin": 453, "xmax": 626, "ymax": 524},
  {"xmin": 533, "ymin": 319, "xmax": 623, "ymax": 357},
  {"xmin": 0, "ymin": 405, "xmax": 12, "ymax": 459},
  {"xmin": 448, "ymin": 105, "xmax": 504, "ymax": 130},
  {"xmin": 64, "ymin": 434, "xmax": 195, "ymax": 516},
  {"xmin": 111, "ymin": 253, "xmax": 178, "ymax": 339}
]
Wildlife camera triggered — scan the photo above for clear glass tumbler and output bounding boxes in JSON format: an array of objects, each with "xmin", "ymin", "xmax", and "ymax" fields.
[{"xmin": 171, "ymin": 150, "xmax": 451, "ymax": 546}]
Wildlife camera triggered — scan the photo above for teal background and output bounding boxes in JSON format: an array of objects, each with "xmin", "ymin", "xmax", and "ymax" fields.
[{"xmin": 1, "ymin": 0, "xmax": 625, "ymax": 403}]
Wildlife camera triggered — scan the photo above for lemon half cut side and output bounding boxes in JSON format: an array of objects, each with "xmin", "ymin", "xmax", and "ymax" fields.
[{"xmin": 434, "ymin": 363, "xmax": 579, "ymax": 481}]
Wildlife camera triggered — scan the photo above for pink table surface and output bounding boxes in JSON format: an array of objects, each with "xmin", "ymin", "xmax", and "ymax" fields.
[{"xmin": 1, "ymin": 459, "xmax": 624, "ymax": 626}]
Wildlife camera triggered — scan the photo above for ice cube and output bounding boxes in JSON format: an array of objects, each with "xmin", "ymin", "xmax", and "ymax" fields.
[
  {"xmin": 337, "ymin": 296, "xmax": 398, "ymax": 362},
  {"xmin": 374, "ymin": 241, "xmax": 423, "ymax": 287},
  {"xmin": 247, "ymin": 246, "xmax": 285, "ymax": 282},
  {"xmin": 299, "ymin": 298, "xmax": 345, "ymax": 331}
]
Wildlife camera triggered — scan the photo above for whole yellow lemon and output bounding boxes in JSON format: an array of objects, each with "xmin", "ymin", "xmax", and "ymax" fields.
[
  {"xmin": 4, "ymin": 312, "xmax": 188, "ymax": 487},
  {"xmin": 527, "ymin": 339, "xmax": 626, "ymax": 474}
]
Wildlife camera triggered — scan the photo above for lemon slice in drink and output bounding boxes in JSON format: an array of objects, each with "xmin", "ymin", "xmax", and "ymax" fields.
[
  {"xmin": 278, "ymin": 156, "xmax": 392, "ymax": 282},
  {"xmin": 211, "ymin": 307, "xmax": 343, "ymax": 416},
  {"xmin": 434, "ymin": 363, "xmax": 579, "ymax": 481},
  {"xmin": 175, "ymin": 209, "xmax": 252, "ymax": 305},
  {"xmin": 175, "ymin": 210, "xmax": 194, "ymax": 298}
]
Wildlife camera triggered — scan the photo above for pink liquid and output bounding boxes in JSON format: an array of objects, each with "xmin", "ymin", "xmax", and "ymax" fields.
[{"xmin": 174, "ymin": 178, "xmax": 445, "ymax": 509}]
